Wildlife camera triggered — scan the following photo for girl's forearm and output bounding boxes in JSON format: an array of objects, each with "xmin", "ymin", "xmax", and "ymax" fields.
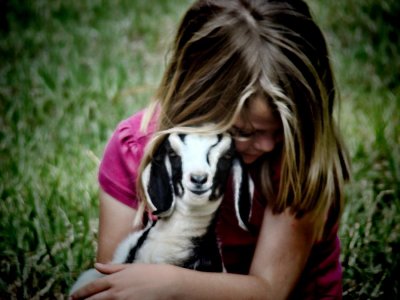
[{"xmin": 173, "ymin": 267, "xmax": 276, "ymax": 300}]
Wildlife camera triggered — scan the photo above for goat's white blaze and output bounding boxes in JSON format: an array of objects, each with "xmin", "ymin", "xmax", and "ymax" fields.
[{"xmin": 169, "ymin": 133, "xmax": 232, "ymax": 200}]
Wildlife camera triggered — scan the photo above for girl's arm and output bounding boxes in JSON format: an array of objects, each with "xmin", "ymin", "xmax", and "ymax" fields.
[
  {"xmin": 71, "ymin": 204, "xmax": 316, "ymax": 300},
  {"xmin": 96, "ymin": 189, "xmax": 140, "ymax": 263},
  {"xmin": 176, "ymin": 206, "xmax": 316, "ymax": 300},
  {"xmin": 248, "ymin": 206, "xmax": 316, "ymax": 299}
]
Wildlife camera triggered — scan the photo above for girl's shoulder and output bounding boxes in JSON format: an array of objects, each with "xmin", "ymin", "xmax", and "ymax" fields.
[
  {"xmin": 98, "ymin": 108, "xmax": 158, "ymax": 208},
  {"xmin": 116, "ymin": 109, "xmax": 158, "ymax": 145},
  {"xmin": 107, "ymin": 108, "xmax": 159, "ymax": 174}
]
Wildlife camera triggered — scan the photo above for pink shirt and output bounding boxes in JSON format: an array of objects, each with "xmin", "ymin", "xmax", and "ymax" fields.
[{"xmin": 99, "ymin": 110, "xmax": 343, "ymax": 299}]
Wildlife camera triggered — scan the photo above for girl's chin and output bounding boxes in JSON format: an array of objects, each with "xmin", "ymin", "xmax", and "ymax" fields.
[{"xmin": 241, "ymin": 154, "xmax": 262, "ymax": 164}]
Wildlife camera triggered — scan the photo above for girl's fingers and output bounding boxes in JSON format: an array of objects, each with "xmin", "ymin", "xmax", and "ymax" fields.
[
  {"xmin": 94, "ymin": 262, "xmax": 129, "ymax": 274},
  {"xmin": 85, "ymin": 289, "xmax": 112, "ymax": 300},
  {"xmin": 70, "ymin": 277, "xmax": 111, "ymax": 300}
]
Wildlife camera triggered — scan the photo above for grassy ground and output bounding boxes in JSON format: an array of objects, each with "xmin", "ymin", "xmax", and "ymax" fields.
[
  {"xmin": 1, "ymin": 0, "xmax": 399, "ymax": 298},
  {"xmin": 309, "ymin": 1, "xmax": 400, "ymax": 298}
]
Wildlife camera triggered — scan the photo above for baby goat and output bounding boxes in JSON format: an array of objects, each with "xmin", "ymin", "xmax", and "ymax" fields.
[{"xmin": 70, "ymin": 131, "xmax": 253, "ymax": 294}]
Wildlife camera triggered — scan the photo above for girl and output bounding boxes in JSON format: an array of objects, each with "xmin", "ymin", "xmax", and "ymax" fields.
[{"xmin": 71, "ymin": 0, "xmax": 350, "ymax": 299}]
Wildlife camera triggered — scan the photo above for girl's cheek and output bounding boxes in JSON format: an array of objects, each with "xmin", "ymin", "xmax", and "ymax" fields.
[{"xmin": 234, "ymin": 141, "xmax": 248, "ymax": 154}]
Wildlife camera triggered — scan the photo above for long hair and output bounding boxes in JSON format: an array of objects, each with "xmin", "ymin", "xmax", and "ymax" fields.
[{"xmin": 137, "ymin": 0, "xmax": 350, "ymax": 237}]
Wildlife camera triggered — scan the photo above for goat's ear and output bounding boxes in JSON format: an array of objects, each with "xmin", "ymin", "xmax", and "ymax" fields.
[
  {"xmin": 232, "ymin": 159, "xmax": 254, "ymax": 231},
  {"xmin": 141, "ymin": 141, "xmax": 175, "ymax": 217}
]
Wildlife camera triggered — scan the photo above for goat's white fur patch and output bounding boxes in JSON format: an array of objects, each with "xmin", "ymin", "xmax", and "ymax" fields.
[{"xmin": 233, "ymin": 160, "xmax": 254, "ymax": 231}]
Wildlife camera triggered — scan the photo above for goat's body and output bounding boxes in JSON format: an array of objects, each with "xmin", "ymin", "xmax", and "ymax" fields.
[
  {"xmin": 118, "ymin": 196, "xmax": 223, "ymax": 271},
  {"xmin": 70, "ymin": 132, "xmax": 252, "ymax": 295},
  {"xmin": 70, "ymin": 194, "xmax": 224, "ymax": 294}
]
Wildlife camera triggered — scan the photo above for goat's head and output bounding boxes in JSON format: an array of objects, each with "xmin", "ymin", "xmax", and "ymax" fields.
[{"xmin": 142, "ymin": 132, "xmax": 253, "ymax": 230}]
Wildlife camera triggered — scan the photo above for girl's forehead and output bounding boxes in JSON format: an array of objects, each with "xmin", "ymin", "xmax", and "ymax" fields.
[{"xmin": 236, "ymin": 96, "xmax": 282, "ymax": 129}]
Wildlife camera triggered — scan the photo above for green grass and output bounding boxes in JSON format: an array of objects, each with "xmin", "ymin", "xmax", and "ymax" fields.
[
  {"xmin": 308, "ymin": 0, "xmax": 400, "ymax": 297},
  {"xmin": 1, "ymin": 0, "xmax": 399, "ymax": 298},
  {"xmin": 0, "ymin": 1, "xmax": 190, "ymax": 298}
]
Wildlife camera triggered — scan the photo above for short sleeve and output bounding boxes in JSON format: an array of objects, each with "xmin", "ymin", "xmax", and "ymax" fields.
[{"xmin": 98, "ymin": 110, "xmax": 157, "ymax": 208}]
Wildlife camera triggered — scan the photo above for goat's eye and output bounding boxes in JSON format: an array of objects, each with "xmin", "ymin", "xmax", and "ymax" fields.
[
  {"xmin": 168, "ymin": 149, "xmax": 178, "ymax": 158},
  {"xmin": 222, "ymin": 152, "xmax": 233, "ymax": 160},
  {"xmin": 224, "ymin": 153, "xmax": 232, "ymax": 160}
]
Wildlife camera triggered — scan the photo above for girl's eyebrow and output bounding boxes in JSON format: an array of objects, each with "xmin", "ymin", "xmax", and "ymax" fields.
[{"xmin": 231, "ymin": 125, "xmax": 255, "ymax": 133}]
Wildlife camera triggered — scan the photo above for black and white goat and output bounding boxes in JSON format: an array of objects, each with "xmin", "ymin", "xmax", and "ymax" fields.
[{"xmin": 70, "ymin": 131, "xmax": 253, "ymax": 294}]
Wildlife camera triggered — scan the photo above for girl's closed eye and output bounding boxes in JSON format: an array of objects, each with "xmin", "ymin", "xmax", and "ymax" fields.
[
  {"xmin": 230, "ymin": 126, "xmax": 255, "ymax": 140},
  {"xmin": 230, "ymin": 126, "xmax": 282, "ymax": 142}
]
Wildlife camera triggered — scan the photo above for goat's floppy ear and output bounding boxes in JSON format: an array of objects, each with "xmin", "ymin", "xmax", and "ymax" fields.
[
  {"xmin": 232, "ymin": 158, "xmax": 254, "ymax": 231},
  {"xmin": 141, "ymin": 140, "xmax": 175, "ymax": 217}
]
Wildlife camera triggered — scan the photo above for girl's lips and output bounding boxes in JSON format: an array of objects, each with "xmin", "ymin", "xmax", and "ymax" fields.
[{"xmin": 242, "ymin": 152, "xmax": 262, "ymax": 164}]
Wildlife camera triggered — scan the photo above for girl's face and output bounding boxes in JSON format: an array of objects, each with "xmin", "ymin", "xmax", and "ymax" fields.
[{"xmin": 231, "ymin": 97, "xmax": 283, "ymax": 164}]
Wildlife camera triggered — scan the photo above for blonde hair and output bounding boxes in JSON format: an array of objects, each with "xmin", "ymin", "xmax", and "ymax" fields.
[{"xmin": 137, "ymin": 0, "xmax": 350, "ymax": 238}]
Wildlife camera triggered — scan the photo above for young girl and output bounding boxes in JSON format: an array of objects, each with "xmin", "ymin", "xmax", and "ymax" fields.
[{"xmin": 71, "ymin": 0, "xmax": 350, "ymax": 299}]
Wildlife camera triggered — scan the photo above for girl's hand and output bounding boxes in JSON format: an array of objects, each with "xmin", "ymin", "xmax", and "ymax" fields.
[{"xmin": 70, "ymin": 263, "xmax": 180, "ymax": 300}]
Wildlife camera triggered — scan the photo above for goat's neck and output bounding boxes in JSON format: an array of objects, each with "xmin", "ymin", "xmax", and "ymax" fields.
[
  {"xmin": 175, "ymin": 197, "xmax": 222, "ymax": 218},
  {"xmin": 158, "ymin": 197, "xmax": 222, "ymax": 235}
]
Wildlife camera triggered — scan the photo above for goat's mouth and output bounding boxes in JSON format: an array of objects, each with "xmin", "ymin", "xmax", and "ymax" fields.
[{"xmin": 188, "ymin": 188, "xmax": 210, "ymax": 195}]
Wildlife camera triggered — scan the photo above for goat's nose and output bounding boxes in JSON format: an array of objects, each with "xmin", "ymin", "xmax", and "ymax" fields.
[{"xmin": 190, "ymin": 173, "xmax": 208, "ymax": 185}]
